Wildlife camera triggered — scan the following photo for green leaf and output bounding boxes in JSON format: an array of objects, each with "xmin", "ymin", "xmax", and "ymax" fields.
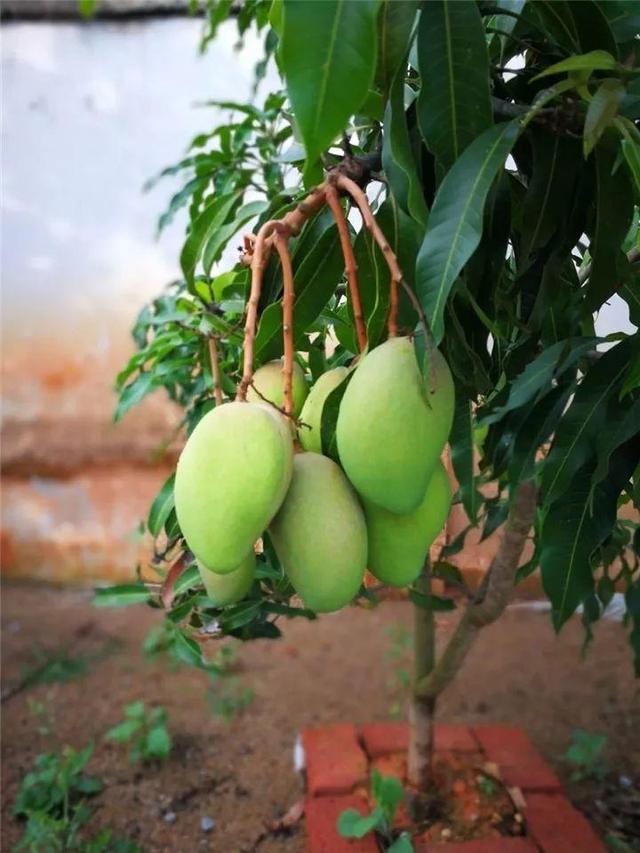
[
  {"xmin": 508, "ymin": 384, "xmax": 573, "ymax": 486},
  {"xmin": 202, "ymin": 200, "xmax": 268, "ymax": 274},
  {"xmin": 409, "ymin": 589, "xmax": 456, "ymax": 611},
  {"xmin": 584, "ymin": 145, "xmax": 634, "ymax": 311},
  {"xmin": 518, "ymin": 131, "xmax": 581, "ymax": 271},
  {"xmin": 320, "ymin": 368, "xmax": 353, "ymax": 462},
  {"xmin": 541, "ymin": 441, "xmax": 639, "ymax": 630},
  {"xmin": 78, "ymin": 0, "xmax": 97, "ymax": 19},
  {"xmin": 416, "ymin": 0, "xmax": 493, "ymax": 171},
  {"xmin": 180, "ymin": 192, "xmax": 242, "ymax": 286},
  {"xmin": 114, "ymin": 373, "xmax": 157, "ymax": 422},
  {"xmin": 383, "ymin": 74, "xmax": 429, "ymax": 226},
  {"xmin": 481, "ymin": 338, "xmax": 597, "ymax": 427},
  {"xmin": 592, "ymin": 396, "xmax": 640, "ymax": 484},
  {"xmin": 388, "ymin": 834, "xmax": 415, "ymax": 853},
  {"xmin": 174, "ymin": 564, "xmax": 200, "ymax": 596},
  {"xmin": 376, "ymin": 0, "xmax": 418, "ymax": 98},
  {"xmin": 416, "ymin": 121, "xmax": 520, "ymax": 344},
  {"xmin": 542, "ymin": 337, "xmax": 638, "ymax": 506},
  {"xmin": 145, "ymin": 726, "xmax": 171, "ymax": 759},
  {"xmin": 583, "ymin": 79, "xmax": 625, "ymax": 158},
  {"xmin": 533, "ymin": 49, "xmax": 618, "ymax": 80},
  {"xmin": 173, "ymin": 630, "xmax": 208, "ymax": 669},
  {"xmin": 281, "ymin": 0, "xmax": 380, "ymax": 166},
  {"xmin": 94, "ymin": 584, "xmax": 150, "ymax": 608},
  {"xmin": 105, "ymin": 720, "xmax": 139, "ymax": 743},
  {"xmin": 336, "ymin": 807, "xmax": 382, "ymax": 839},
  {"xmin": 147, "ymin": 474, "xmax": 175, "ymax": 538},
  {"xmin": 621, "ymin": 137, "xmax": 640, "ymax": 195},
  {"xmin": 450, "ymin": 397, "xmax": 481, "ymax": 523}
]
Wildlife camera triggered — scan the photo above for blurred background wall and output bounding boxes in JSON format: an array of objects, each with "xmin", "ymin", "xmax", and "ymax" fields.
[{"xmin": 1, "ymin": 7, "xmax": 272, "ymax": 582}]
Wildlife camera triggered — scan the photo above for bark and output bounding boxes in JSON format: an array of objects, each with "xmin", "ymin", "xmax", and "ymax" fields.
[
  {"xmin": 415, "ymin": 480, "xmax": 537, "ymax": 700},
  {"xmin": 408, "ymin": 561, "xmax": 436, "ymax": 791}
]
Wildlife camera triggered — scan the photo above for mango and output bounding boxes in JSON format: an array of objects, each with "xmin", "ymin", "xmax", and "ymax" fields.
[
  {"xmin": 247, "ymin": 359, "xmax": 308, "ymax": 416},
  {"xmin": 365, "ymin": 461, "xmax": 451, "ymax": 587},
  {"xmin": 198, "ymin": 552, "xmax": 255, "ymax": 606},
  {"xmin": 299, "ymin": 366, "xmax": 349, "ymax": 453},
  {"xmin": 336, "ymin": 337, "xmax": 454, "ymax": 514},
  {"xmin": 175, "ymin": 401, "xmax": 293, "ymax": 572},
  {"xmin": 423, "ymin": 345, "xmax": 455, "ymax": 459},
  {"xmin": 269, "ymin": 453, "xmax": 367, "ymax": 613}
]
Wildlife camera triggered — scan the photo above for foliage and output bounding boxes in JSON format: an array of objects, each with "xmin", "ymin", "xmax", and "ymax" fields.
[
  {"xmin": 101, "ymin": 0, "xmax": 640, "ymax": 672},
  {"xmin": 104, "ymin": 702, "xmax": 172, "ymax": 764},
  {"xmin": 337, "ymin": 770, "xmax": 413, "ymax": 851},
  {"xmin": 12, "ymin": 744, "xmax": 138, "ymax": 853},
  {"xmin": 563, "ymin": 729, "xmax": 608, "ymax": 782}
]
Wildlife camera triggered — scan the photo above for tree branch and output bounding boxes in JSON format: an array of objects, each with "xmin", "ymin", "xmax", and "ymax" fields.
[
  {"xmin": 273, "ymin": 229, "xmax": 295, "ymax": 418},
  {"xmin": 325, "ymin": 184, "xmax": 367, "ymax": 353},
  {"xmin": 208, "ymin": 336, "xmax": 223, "ymax": 406},
  {"xmin": 415, "ymin": 480, "xmax": 538, "ymax": 698}
]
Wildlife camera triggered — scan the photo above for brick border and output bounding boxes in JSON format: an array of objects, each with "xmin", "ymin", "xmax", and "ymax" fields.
[{"xmin": 302, "ymin": 722, "xmax": 605, "ymax": 853}]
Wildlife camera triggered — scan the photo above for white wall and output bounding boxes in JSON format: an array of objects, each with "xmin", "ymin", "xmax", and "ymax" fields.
[{"xmin": 1, "ymin": 17, "xmax": 274, "ymax": 432}]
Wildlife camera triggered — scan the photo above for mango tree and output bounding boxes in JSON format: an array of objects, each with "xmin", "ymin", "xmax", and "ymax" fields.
[{"xmin": 100, "ymin": 0, "xmax": 640, "ymax": 809}]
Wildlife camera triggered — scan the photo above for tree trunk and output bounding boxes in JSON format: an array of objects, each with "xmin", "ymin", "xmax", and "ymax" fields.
[{"xmin": 407, "ymin": 559, "xmax": 436, "ymax": 792}]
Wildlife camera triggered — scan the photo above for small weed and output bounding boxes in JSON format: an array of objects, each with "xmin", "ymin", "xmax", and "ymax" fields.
[
  {"xmin": 563, "ymin": 729, "xmax": 608, "ymax": 782},
  {"xmin": 28, "ymin": 696, "xmax": 56, "ymax": 740},
  {"xmin": 477, "ymin": 774, "xmax": 498, "ymax": 797},
  {"xmin": 338, "ymin": 770, "xmax": 413, "ymax": 851},
  {"xmin": 105, "ymin": 702, "xmax": 172, "ymax": 764},
  {"xmin": 20, "ymin": 648, "xmax": 88, "ymax": 687},
  {"xmin": 384, "ymin": 624, "xmax": 412, "ymax": 719},
  {"xmin": 12, "ymin": 743, "xmax": 139, "ymax": 852},
  {"xmin": 207, "ymin": 641, "xmax": 254, "ymax": 722},
  {"xmin": 142, "ymin": 623, "xmax": 183, "ymax": 670}
]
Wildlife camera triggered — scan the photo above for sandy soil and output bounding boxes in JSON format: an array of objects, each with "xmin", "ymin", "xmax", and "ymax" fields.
[{"xmin": 1, "ymin": 582, "xmax": 638, "ymax": 852}]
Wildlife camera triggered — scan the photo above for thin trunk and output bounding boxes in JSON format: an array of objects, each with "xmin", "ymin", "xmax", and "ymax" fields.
[{"xmin": 407, "ymin": 558, "xmax": 436, "ymax": 792}]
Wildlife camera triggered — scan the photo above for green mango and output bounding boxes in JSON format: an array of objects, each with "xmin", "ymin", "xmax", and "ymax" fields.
[
  {"xmin": 198, "ymin": 552, "xmax": 255, "ymax": 606},
  {"xmin": 269, "ymin": 453, "xmax": 367, "ymax": 613},
  {"xmin": 423, "ymin": 345, "xmax": 455, "ymax": 458},
  {"xmin": 336, "ymin": 337, "xmax": 454, "ymax": 514},
  {"xmin": 365, "ymin": 460, "xmax": 451, "ymax": 587},
  {"xmin": 299, "ymin": 366, "xmax": 349, "ymax": 453},
  {"xmin": 247, "ymin": 359, "xmax": 308, "ymax": 416},
  {"xmin": 175, "ymin": 402, "xmax": 293, "ymax": 572}
]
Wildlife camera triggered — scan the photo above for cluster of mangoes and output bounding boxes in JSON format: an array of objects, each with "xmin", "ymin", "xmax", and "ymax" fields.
[{"xmin": 174, "ymin": 337, "xmax": 455, "ymax": 613}]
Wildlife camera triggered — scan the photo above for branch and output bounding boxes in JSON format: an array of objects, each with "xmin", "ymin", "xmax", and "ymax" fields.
[
  {"xmin": 273, "ymin": 229, "xmax": 295, "ymax": 418},
  {"xmin": 325, "ymin": 184, "xmax": 367, "ymax": 352},
  {"xmin": 208, "ymin": 336, "xmax": 223, "ymax": 406},
  {"xmin": 415, "ymin": 480, "xmax": 538, "ymax": 698},
  {"xmin": 335, "ymin": 175, "xmax": 401, "ymax": 336}
]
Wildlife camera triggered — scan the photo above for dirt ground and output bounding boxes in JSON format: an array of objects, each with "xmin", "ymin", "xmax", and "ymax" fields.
[{"xmin": 1, "ymin": 582, "xmax": 639, "ymax": 852}]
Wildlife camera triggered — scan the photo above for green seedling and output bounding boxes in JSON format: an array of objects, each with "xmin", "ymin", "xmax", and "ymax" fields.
[
  {"xmin": 563, "ymin": 729, "xmax": 608, "ymax": 782},
  {"xmin": 338, "ymin": 770, "xmax": 414, "ymax": 851},
  {"xmin": 105, "ymin": 702, "xmax": 171, "ymax": 764}
]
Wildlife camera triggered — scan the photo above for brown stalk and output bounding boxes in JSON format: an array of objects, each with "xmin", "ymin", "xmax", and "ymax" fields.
[
  {"xmin": 325, "ymin": 184, "xmax": 367, "ymax": 353},
  {"xmin": 273, "ymin": 228, "xmax": 296, "ymax": 418},
  {"xmin": 335, "ymin": 175, "xmax": 404, "ymax": 337},
  {"xmin": 207, "ymin": 336, "xmax": 223, "ymax": 406},
  {"xmin": 236, "ymin": 219, "xmax": 280, "ymax": 401}
]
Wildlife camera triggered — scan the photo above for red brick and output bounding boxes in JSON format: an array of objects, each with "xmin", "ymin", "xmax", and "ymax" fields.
[
  {"xmin": 371, "ymin": 752, "xmax": 407, "ymax": 782},
  {"xmin": 434, "ymin": 725, "xmax": 478, "ymax": 753},
  {"xmin": 305, "ymin": 795, "xmax": 378, "ymax": 853},
  {"xmin": 525, "ymin": 792, "xmax": 606, "ymax": 852},
  {"xmin": 473, "ymin": 726, "xmax": 561, "ymax": 791},
  {"xmin": 417, "ymin": 840, "xmax": 537, "ymax": 853},
  {"xmin": 360, "ymin": 723, "xmax": 477, "ymax": 758},
  {"xmin": 304, "ymin": 724, "xmax": 368, "ymax": 797},
  {"xmin": 360, "ymin": 722, "xmax": 408, "ymax": 758}
]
